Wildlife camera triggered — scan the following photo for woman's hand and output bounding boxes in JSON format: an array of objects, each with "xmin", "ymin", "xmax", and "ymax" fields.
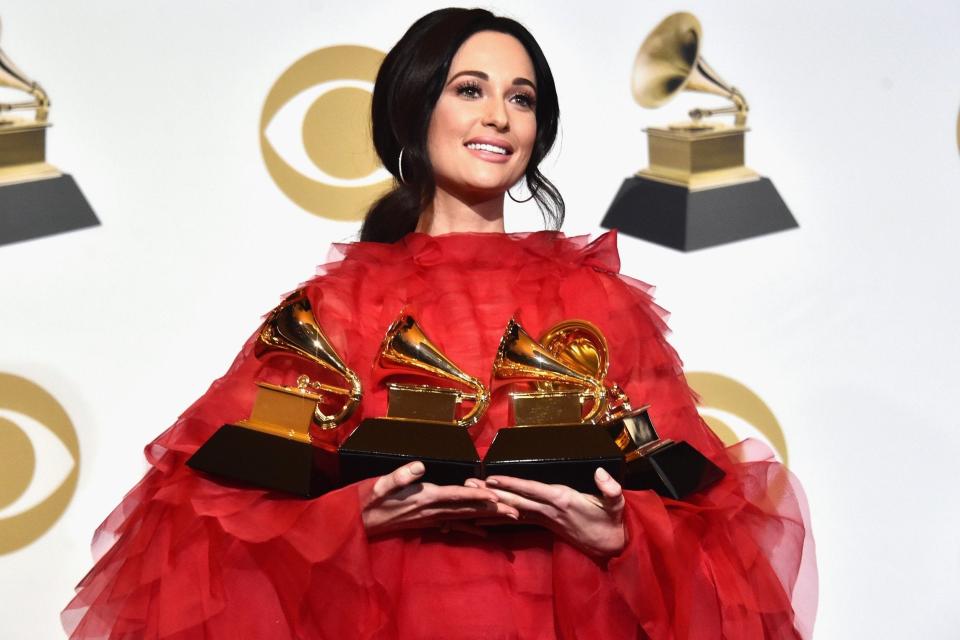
[
  {"xmin": 361, "ymin": 461, "xmax": 520, "ymax": 536},
  {"xmin": 470, "ymin": 467, "xmax": 626, "ymax": 558}
]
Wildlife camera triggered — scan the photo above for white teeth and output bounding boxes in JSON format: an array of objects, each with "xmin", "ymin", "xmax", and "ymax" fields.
[{"xmin": 467, "ymin": 142, "xmax": 508, "ymax": 155}]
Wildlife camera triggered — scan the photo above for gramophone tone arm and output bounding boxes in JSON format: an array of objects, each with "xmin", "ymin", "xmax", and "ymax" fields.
[
  {"xmin": 688, "ymin": 87, "xmax": 749, "ymax": 126},
  {"xmin": 0, "ymin": 69, "xmax": 50, "ymax": 121},
  {"xmin": 31, "ymin": 82, "xmax": 49, "ymax": 121},
  {"xmin": 312, "ymin": 371, "xmax": 362, "ymax": 429},
  {"xmin": 455, "ymin": 382, "xmax": 490, "ymax": 428},
  {"xmin": 295, "ymin": 375, "xmax": 353, "ymax": 398},
  {"xmin": 0, "ymin": 100, "xmax": 38, "ymax": 112}
]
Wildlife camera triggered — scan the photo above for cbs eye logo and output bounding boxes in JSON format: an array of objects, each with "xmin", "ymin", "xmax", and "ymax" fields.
[
  {"xmin": 260, "ymin": 45, "xmax": 393, "ymax": 220},
  {"xmin": 687, "ymin": 372, "xmax": 790, "ymax": 466},
  {"xmin": 0, "ymin": 373, "xmax": 79, "ymax": 555}
]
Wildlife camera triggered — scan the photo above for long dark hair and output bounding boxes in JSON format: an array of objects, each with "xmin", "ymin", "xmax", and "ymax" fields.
[{"xmin": 359, "ymin": 8, "xmax": 564, "ymax": 243}]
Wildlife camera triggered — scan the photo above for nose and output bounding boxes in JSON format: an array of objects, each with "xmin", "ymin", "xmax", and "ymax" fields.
[{"xmin": 482, "ymin": 98, "xmax": 509, "ymax": 132}]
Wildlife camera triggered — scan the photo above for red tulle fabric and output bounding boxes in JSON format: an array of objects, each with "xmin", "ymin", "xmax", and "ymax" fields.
[{"xmin": 63, "ymin": 231, "xmax": 816, "ymax": 639}]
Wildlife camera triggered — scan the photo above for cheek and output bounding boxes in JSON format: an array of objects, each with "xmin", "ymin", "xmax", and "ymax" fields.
[
  {"xmin": 427, "ymin": 101, "xmax": 465, "ymax": 162},
  {"xmin": 517, "ymin": 118, "xmax": 538, "ymax": 162}
]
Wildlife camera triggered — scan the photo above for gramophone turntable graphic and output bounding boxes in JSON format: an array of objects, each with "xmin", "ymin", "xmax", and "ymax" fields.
[
  {"xmin": 0, "ymin": 17, "xmax": 97, "ymax": 246},
  {"xmin": 602, "ymin": 12, "xmax": 798, "ymax": 251}
]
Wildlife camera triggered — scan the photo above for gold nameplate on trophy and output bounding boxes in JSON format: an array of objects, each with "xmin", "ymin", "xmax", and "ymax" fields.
[
  {"xmin": 386, "ymin": 383, "xmax": 461, "ymax": 423},
  {"xmin": 640, "ymin": 125, "xmax": 758, "ymax": 190},
  {"xmin": 237, "ymin": 381, "xmax": 325, "ymax": 444},
  {"xmin": 509, "ymin": 391, "xmax": 584, "ymax": 426}
]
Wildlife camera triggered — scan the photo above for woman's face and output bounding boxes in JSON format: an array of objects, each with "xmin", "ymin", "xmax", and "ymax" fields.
[{"xmin": 427, "ymin": 31, "xmax": 538, "ymax": 200}]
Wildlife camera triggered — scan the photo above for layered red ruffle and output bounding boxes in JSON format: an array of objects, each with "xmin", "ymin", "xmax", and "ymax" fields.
[{"xmin": 63, "ymin": 231, "xmax": 816, "ymax": 639}]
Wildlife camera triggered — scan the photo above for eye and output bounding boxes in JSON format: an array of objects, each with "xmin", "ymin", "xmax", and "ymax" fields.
[
  {"xmin": 264, "ymin": 79, "xmax": 390, "ymax": 187},
  {"xmin": 510, "ymin": 91, "xmax": 537, "ymax": 109},
  {"xmin": 455, "ymin": 81, "xmax": 483, "ymax": 99}
]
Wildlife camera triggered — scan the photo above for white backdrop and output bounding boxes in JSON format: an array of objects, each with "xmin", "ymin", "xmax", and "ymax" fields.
[{"xmin": 1, "ymin": 1, "xmax": 958, "ymax": 637}]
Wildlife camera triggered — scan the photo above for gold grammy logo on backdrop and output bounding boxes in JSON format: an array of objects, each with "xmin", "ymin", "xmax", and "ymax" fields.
[
  {"xmin": 687, "ymin": 372, "xmax": 789, "ymax": 465},
  {"xmin": 260, "ymin": 45, "xmax": 391, "ymax": 220},
  {"xmin": 0, "ymin": 373, "xmax": 79, "ymax": 554}
]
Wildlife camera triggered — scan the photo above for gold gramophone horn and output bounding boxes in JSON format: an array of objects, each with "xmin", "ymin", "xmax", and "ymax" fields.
[
  {"xmin": 494, "ymin": 318, "xmax": 607, "ymax": 423},
  {"xmin": 539, "ymin": 320, "xmax": 610, "ymax": 381},
  {"xmin": 376, "ymin": 314, "xmax": 490, "ymax": 428},
  {"xmin": 632, "ymin": 12, "xmax": 748, "ymax": 127},
  {"xmin": 0, "ymin": 18, "xmax": 50, "ymax": 123},
  {"xmin": 257, "ymin": 291, "xmax": 362, "ymax": 428},
  {"xmin": 537, "ymin": 319, "xmax": 641, "ymax": 453}
]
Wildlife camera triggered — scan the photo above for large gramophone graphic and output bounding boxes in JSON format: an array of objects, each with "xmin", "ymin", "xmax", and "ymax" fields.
[
  {"xmin": 0, "ymin": 17, "xmax": 97, "ymax": 246},
  {"xmin": 188, "ymin": 291, "xmax": 362, "ymax": 497},
  {"xmin": 337, "ymin": 313, "xmax": 488, "ymax": 486},
  {"xmin": 490, "ymin": 318, "xmax": 724, "ymax": 498},
  {"xmin": 601, "ymin": 12, "xmax": 797, "ymax": 251}
]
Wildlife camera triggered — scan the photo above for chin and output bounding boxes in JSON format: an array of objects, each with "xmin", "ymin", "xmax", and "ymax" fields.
[
  {"xmin": 464, "ymin": 173, "xmax": 520, "ymax": 195},
  {"xmin": 461, "ymin": 181, "xmax": 512, "ymax": 201}
]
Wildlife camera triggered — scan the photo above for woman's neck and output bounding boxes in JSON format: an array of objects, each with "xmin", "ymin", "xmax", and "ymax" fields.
[{"xmin": 415, "ymin": 186, "xmax": 506, "ymax": 235}]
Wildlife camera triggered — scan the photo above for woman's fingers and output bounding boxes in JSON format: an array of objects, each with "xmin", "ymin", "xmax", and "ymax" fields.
[
  {"xmin": 372, "ymin": 460, "xmax": 425, "ymax": 499},
  {"xmin": 488, "ymin": 488, "xmax": 559, "ymax": 520},
  {"xmin": 419, "ymin": 500, "xmax": 519, "ymax": 520},
  {"xmin": 485, "ymin": 475, "xmax": 565, "ymax": 504},
  {"xmin": 372, "ymin": 463, "xmax": 499, "ymax": 504},
  {"xmin": 594, "ymin": 467, "xmax": 625, "ymax": 512},
  {"xmin": 422, "ymin": 483, "xmax": 500, "ymax": 505}
]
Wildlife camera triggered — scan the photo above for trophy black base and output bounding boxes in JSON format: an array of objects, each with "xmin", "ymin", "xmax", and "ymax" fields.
[
  {"xmin": 483, "ymin": 426, "xmax": 625, "ymax": 495},
  {"xmin": 339, "ymin": 418, "xmax": 482, "ymax": 487},
  {"xmin": 601, "ymin": 175, "xmax": 797, "ymax": 251},
  {"xmin": 623, "ymin": 440, "xmax": 725, "ymax": 499},
  {"xmin": 187, "ymin": 423, "xmax": 333, "ymax": 498},
  {"xmin": 0, "ymin": 174, "xmax": 99, "ymax": 247}
]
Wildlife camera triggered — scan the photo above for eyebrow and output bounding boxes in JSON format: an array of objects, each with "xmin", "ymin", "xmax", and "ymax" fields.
[{"xmin": 446, "ymin": 70, "xmax": 537, "ymax": 91}]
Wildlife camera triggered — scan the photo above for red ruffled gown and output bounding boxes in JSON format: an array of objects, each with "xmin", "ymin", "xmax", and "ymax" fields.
[{"xmin": 63, "ymin": 231, "xmax": 817, "ymax": 639}]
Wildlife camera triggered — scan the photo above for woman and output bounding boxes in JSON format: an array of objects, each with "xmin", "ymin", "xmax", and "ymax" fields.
[{"xmin": 64, "ymin": 8, "xmax": 816, "ymax": 639}]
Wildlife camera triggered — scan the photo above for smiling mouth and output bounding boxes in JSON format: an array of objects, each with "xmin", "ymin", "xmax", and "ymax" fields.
[{"xmin": 465, "ymin": 142, "xmax": 511, "ymax": 155}]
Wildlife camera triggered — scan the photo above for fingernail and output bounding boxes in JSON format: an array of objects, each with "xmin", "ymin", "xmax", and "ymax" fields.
[
  {"xmin": 596, "ymin": 467, "xmax": 610, "ymax": 481},
  {"xmin": 485, "ymin": 477, "xmax": 499, "ymax": 486},
  {"xmin": 409, "ymin": 461, "xmax": 425, "ymax": 476},
  {"xmin": 465, "ymin": 479, "xmax": 479, "ymax": 488}
]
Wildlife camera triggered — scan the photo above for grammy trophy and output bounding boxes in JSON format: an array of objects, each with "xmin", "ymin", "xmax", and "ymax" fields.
[
  {"xmin": 0, "ymin": 17, "xmax": 97, "ymax": 246},
  {"xmin": 602, "ymin": 12, "xmax": 797, "ymax": 251},
  {"xmin": 188, "ymin": 291, "xmax": 361, "ymax": 497}
]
